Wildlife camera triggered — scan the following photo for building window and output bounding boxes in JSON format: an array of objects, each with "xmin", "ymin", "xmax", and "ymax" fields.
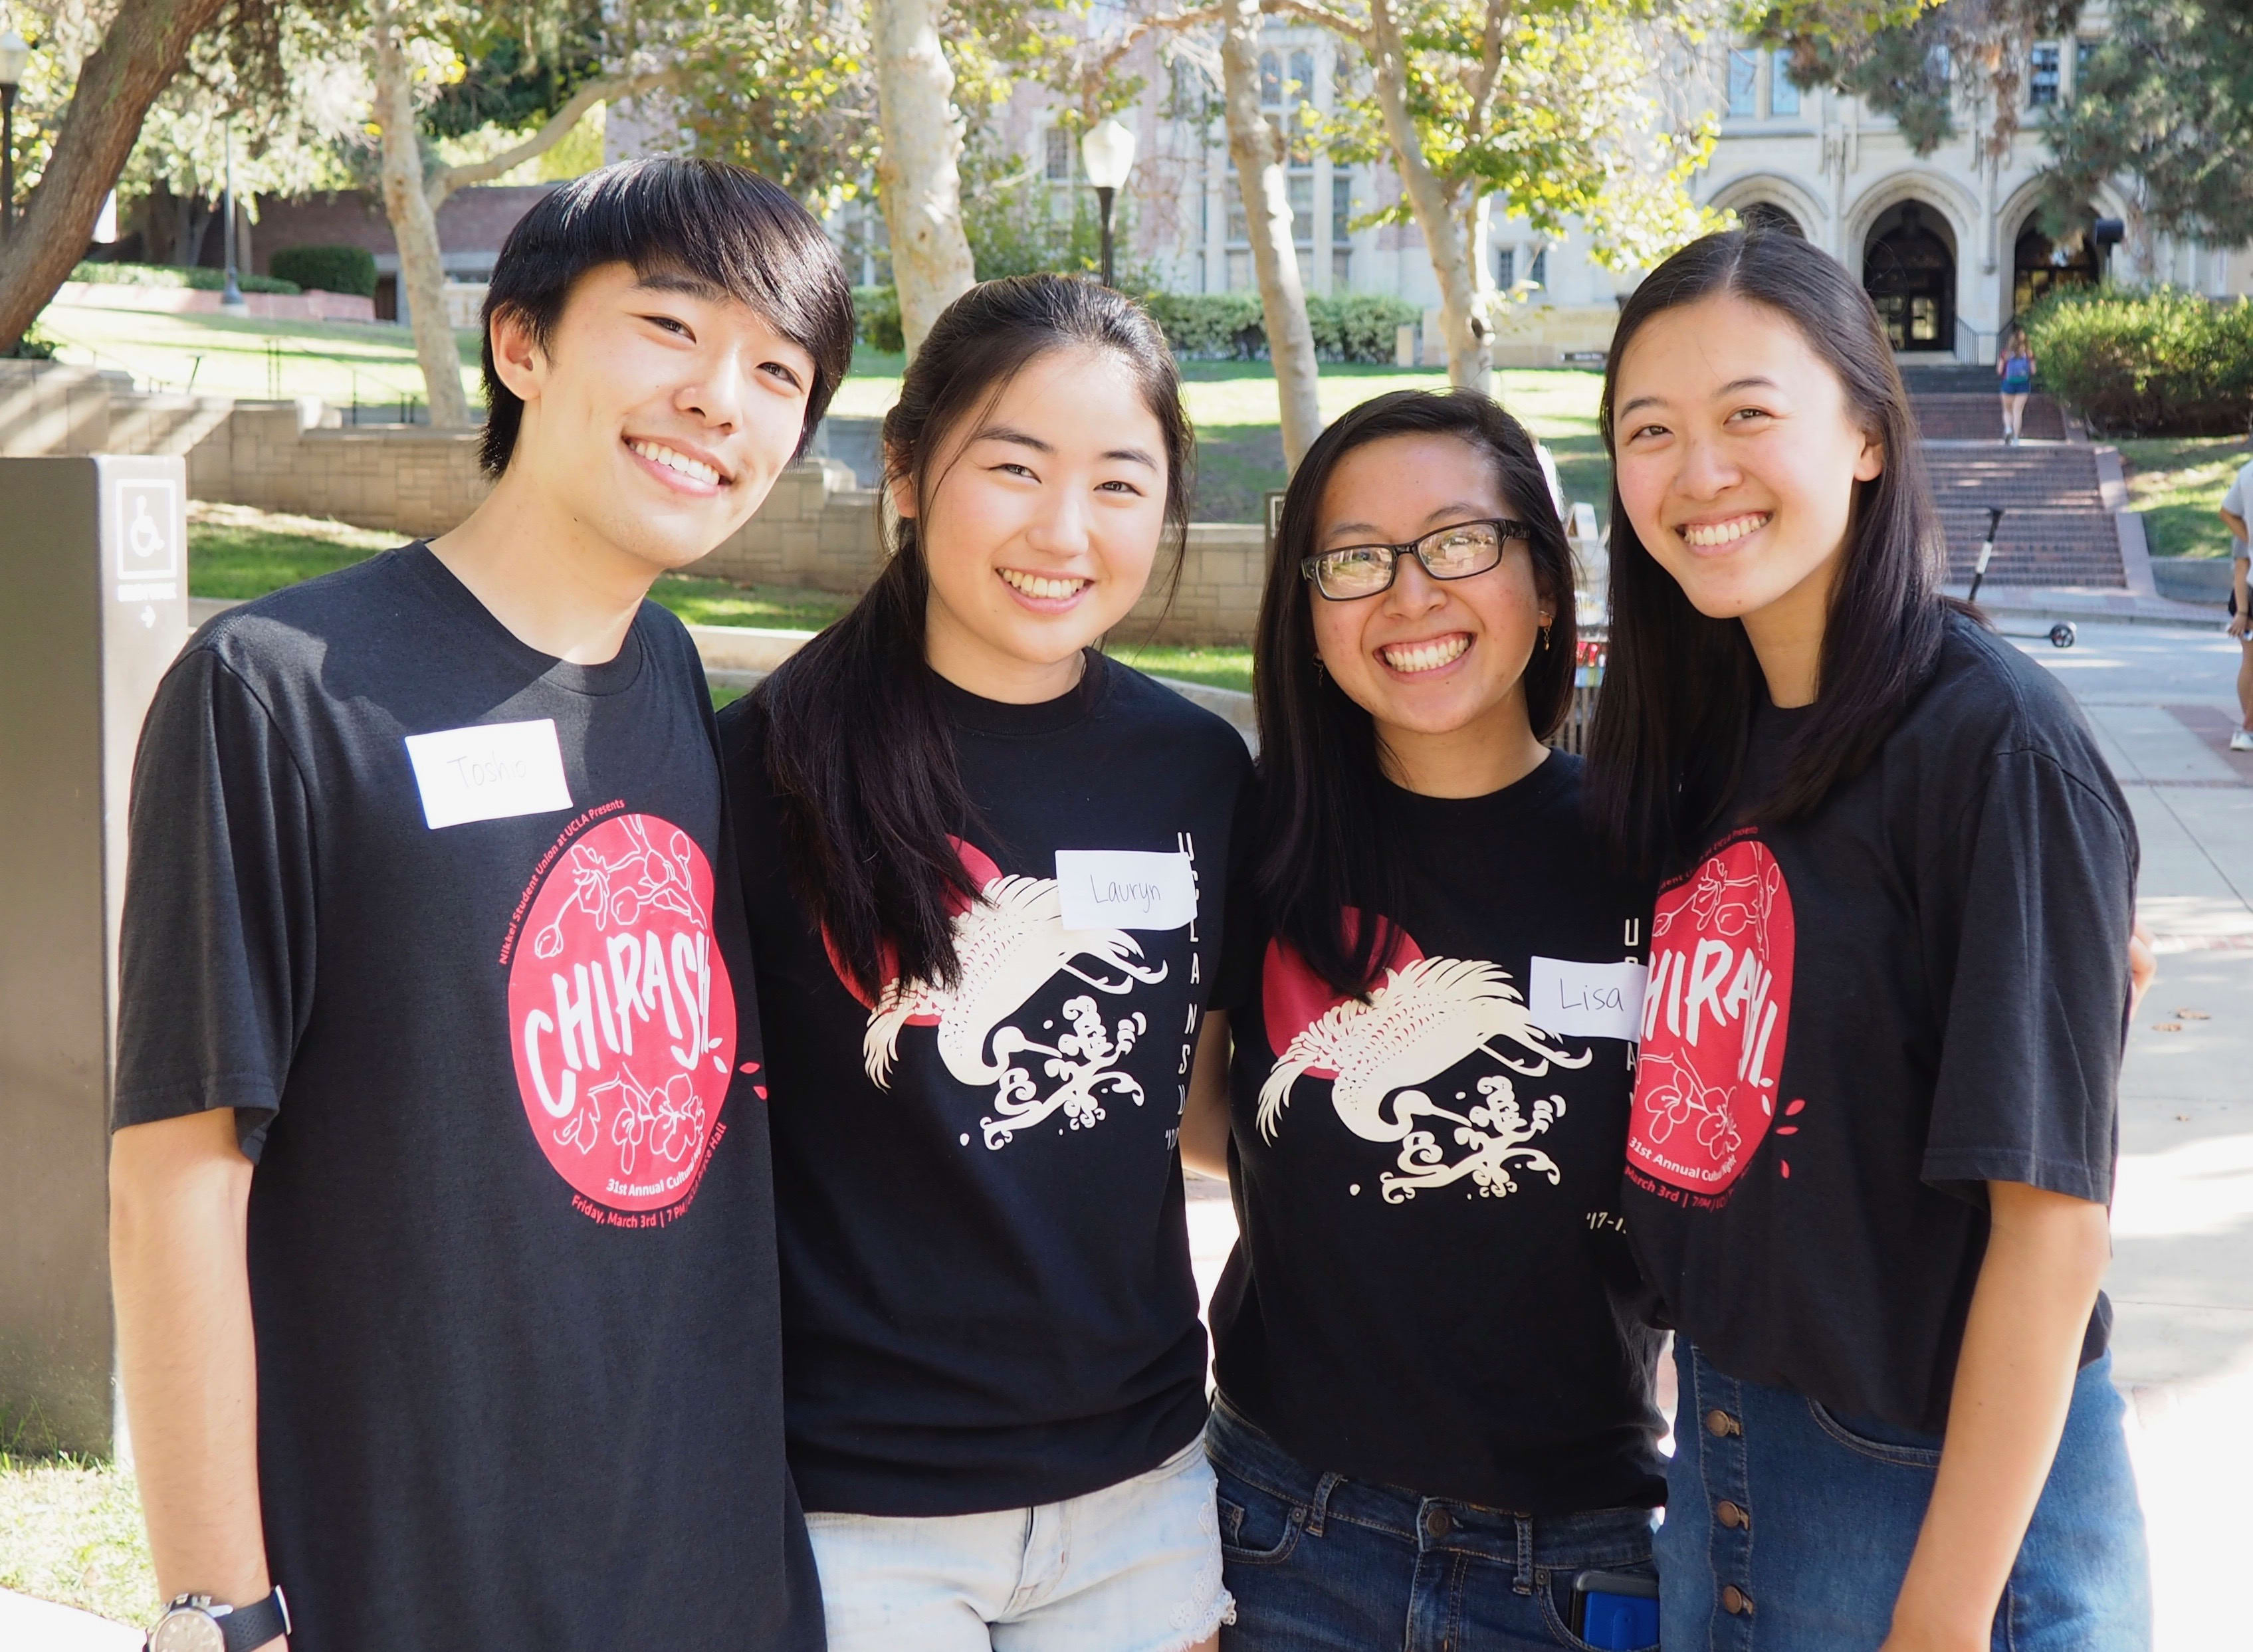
[
  {"xmin": 2029, "ymin": 42, "xmax": 2060, "ymax": 106},
  {"xmin": 1259, "ymin": 50, "xmax": 1282, "ymax": 106},
  {"xmin": 1727, "ymin": 49, "xmax": 1758, "ymax": 116},
  {"xmin": 1043, "ymin": 126, "xmax": 1074, "ymax": 182},
  {"xmin": 2075, "ymin": 37, "xmax": 2098, "ymax": 80},
  {"xmin": 1287, "ymin": 173, "xmax": 1315, "ymax": 249},
  {"xmin": 1530, "ymin": 247, "xmax": 1548, "ymax": 289},
  {"xmin": 1170, "ymin": 58, "xmax": 1210, "ymax": 121},
  {"xmin": 1333, "ymin": 247, "xmax": 1352, "ymax": 288},
  {"xmin": 1494, "ymin": 247, "xmax": 1515, "ymax": 289},
  {"xmin": 1926, "ymin": 42, "xmax": 1951, "ymax": 84},
  {"xmin": 1227, "ymin": 249, "xmax": 1251, "ymax": 291},
  {"xmin": 1769, "ymin": 51, "xmax": 1799, "ymax": 116},
  {"xmin": 1331, "ymin": 173, "xmax": 1352, "ymax": 244},
  {"xmin": 1289, "ymin": 49, "xmax": 1315, "ymax": 105}
]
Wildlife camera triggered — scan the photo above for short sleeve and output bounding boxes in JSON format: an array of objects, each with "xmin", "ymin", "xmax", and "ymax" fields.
[
  {"xmin": 113, "ymin": 647, "xmax": 317, "ymax": 1160},
  {"xmin": 2224, "ymin": 462, "xmax": 2252, "ymax": 531},
  {"xmin": 1921, "ymin": 748, "xmax": 2136, "ymax": 1205},
  {"xmin": 1211, "ymin": 757, "xmax": 1265, "ymax": 1015}
]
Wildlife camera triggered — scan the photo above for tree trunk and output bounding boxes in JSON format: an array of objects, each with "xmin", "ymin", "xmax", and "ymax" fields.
[
  {"xmin": 871, "ymin": 0, "xmax": 976, "ymax": 360},
  {"xmin": 1221, "ymin": 0, "xmax": 1321, "ymax": 468},
  {"xmin": 371, "ymin": 3, "xmax": 473, "ymax": 427},
  {"xmin": 1368, "ymin": 0, "xmax": 1489, "ymax": 393},
  {"xmin": 0, "ymin": 0, "xmax": 233, "ymax": 351}
]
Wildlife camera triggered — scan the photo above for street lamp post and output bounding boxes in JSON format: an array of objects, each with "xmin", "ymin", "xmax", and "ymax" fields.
[
  {"xmin": 220, "ymin": 122, "xmax": 247, "ymax": 311},
  {"xmin": 1079, "ymin": 116, "xmax": 1138, "ymax": 288},
  {"xmin": 0, "ymin": 30, "xmax": 29, "ymax": 249}
]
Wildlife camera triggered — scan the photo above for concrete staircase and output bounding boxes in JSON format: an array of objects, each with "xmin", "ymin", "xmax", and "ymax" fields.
[{"xmin": 1902, "ymin": 365, "xmax": 2128, "ymax": 590}]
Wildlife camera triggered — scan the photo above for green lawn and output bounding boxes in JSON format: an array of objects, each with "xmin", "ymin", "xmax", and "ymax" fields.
[
  {"xmin": 2115, "ymin": 436, "xmax": 2250, "ymax": 560},
  {"xmin": 0, "ymin": 1453, "xmax": 159, "ymax": 1627},
  {"xmin": 1109, "ymin": 643, "xmax": 1253, "ymax": 695},
  {"xmin": 187, "ymin": 503, "xmax": 856, "ymax": 631}
]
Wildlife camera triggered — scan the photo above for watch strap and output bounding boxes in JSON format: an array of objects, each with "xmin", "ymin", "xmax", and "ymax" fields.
[{"xmin": 217, "ymin": 1587, "xmax": 290, "ymax": 1652}]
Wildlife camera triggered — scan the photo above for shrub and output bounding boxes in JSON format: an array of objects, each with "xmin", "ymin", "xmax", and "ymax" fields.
[
  {"xmin": 66, "ymin": 260, "xmax": 300, "ymax": 295},
  {"xmin": 4, "ymin": 323, "xmax": 58, "ymax": 360},
  {"xmin": 853, "ymin": 284, "xmax": 904, "ymax": 354},
  {"xmin": 1307, "ymin": 293, "xmax": 1422, "ymax": 363},
  {"xmin": 1141, "ymin": 292, "xmax": 1267, "ymax": 358},
  {"xmin": 270, "ymin": 245, "xmax": 378, "ymax": 298},
  {"xmin": 2018, "ymin": 285, "xmax": 2253, "ymax": 435}
]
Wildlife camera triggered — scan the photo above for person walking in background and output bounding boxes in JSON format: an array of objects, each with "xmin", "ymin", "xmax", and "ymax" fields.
[
  {"xmin": 2213, "ymin": 437, "xmax": 2253, "ymax": 750},
  {"xmin": 1596, "ymin": 227, "xmax": 2151, "ymax": 1651},
  {"xmin": 1998, "ymin": 326, "xmax": 2036, "ymax": 444},
  {"xmin": 106, "ymin": 160, "xmax": 850, "ymax": 1652},
  {"xmin": 1181, "ymin": 389, "xmax": 1666, "ymax": 1652},
  {"xmin": 723, "ymin": 274, "xmax": 1246, "ymax": 1652}
]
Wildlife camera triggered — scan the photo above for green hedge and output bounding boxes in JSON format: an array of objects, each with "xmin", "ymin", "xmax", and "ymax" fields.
[
  {"xmin": 270, "ymin": 245, "xmax": 377, "ymax": 298},
  {"xmin": 847, "ymin": 284, "xmax": 1424, "ymax": 365},
  {"xmin": 68, "ymin": 260, "xmax": 300, "ymax": 295},
  {"xmin": 853, "ymin": 284, "xmax": 904, "ymax": 354},
  {"xmin": 2018, "ymin": 285, "xmax": 2253, "ymax": 435}
]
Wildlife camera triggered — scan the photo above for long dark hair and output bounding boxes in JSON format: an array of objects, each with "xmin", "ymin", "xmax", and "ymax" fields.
[
  {"xmin": 758, "ymin": 275, "xmax": 1194, "ymax": 995},
  {"xmin": 1586, "ymin": 229, "xmax": 1953, "ymax": 877},
  {"xmin": 1255, "ymin": 389, "xmax": 1578, "ymax": 996}
]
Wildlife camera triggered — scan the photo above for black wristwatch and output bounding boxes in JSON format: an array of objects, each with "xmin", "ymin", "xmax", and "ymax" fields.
[{"xmin": 146, "ymin": 1587, "xmax": 290, "ymax": 1652}]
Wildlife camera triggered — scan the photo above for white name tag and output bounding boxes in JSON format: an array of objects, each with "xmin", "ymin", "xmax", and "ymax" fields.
[
  {"xmin": 404, "ymin": 718, "xmax": 574, "ymax": 830},
  {"xmin": 1529, "ymin": 956, "xmax": 1648, "ymax": 1043},
  {"xmin": 1055, "ymin": 849, "xmax": 1196, "ymax": 932}
]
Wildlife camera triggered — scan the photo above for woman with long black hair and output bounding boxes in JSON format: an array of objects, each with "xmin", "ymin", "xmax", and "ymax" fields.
[
  {"xmin": 1593, "ymin": 229, "xmax": 2151, "ymax": 1650},
  {"xmin": 1183, "ymin": 389, "xmax": 1667, "ymax": 1651},
  {"xmin": 718, "ymin": 275, "xmax": 1247, "ymax": 1651}
]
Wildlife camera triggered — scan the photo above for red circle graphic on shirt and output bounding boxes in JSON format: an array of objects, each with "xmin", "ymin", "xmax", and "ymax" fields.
[
  {"xmin": 1625, "ymin": 835, "xmax": 1796, "ymax": 1203},
  {"xmin": 507, "ymin": 813, "xmax": 736, "ymax": 1212},
  {"xmin": 822, "ymin": 837, "xmax": 1001, "ymax": 1009},
  {"xmin": 1261, "ymin": 909, "xmax": 1424, "ymax": 1077}
]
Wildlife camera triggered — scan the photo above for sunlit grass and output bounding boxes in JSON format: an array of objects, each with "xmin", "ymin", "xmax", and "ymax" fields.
[
  {"xmin": 1109, "ymin": 643, "xmax": 1253, "ymax": 696},
  {"xmin": 0, "ymin": 1452, "xmax": 158, "ymax": 1627},
  {"xmin": 2115, "ymin": 436, "xmax": 2249, "ymax": 560}
]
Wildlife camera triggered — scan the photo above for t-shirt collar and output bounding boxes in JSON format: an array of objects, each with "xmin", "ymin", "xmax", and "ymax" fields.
[
  {"xmin": 398, "ymin": 541, "xmax": 647, "ymax": 697},
  {"xmin": 929, "ymin": 650, "xmax": 1109, "ymax": 738}
]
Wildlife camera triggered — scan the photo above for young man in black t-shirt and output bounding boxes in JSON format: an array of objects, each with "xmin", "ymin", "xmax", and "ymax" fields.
[{"xmin": 110, "ymin": 161, "xmax": 852, "ymax": 1652}]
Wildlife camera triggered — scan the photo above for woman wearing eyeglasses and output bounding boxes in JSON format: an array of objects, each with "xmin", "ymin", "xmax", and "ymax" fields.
[{"xmin": 1182, "ymin": 389, "xmax": 1664, "ymax": 1651}]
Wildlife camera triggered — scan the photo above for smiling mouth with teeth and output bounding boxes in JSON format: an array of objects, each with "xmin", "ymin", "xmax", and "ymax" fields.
[
  {"xmin": 998, "ymin": 568, "xmax": 1092, "ymax": 602},
  {"xmin": 1378, "ymin": 633, "xmax": 1471, "ymax": 674},
  {"xmin": 628, "ymin": 439, "xmax": 725, "ymax": 488},
  {"xmin": 1677, "ymin": 512, "xmax": 1770, "ymax": 548}
]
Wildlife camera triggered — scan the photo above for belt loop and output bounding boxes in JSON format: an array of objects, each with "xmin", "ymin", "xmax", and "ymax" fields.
[
  {"xmin": 1307, "ymin": 1471, "xmax": 1341, "ymax": 1538},
  {"xmin": 1513, "ymin": 1512, "xmax": 1535, "ymax": 1595}
]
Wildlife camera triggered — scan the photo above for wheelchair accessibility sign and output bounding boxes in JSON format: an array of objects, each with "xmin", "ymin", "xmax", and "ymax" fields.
[{"xmin": 114, "ymin": 477, "xmax": 181, "ymax": 607}]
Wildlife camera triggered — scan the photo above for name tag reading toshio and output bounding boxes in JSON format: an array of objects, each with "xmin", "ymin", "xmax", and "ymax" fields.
[
  {"xmin": 404, "ymin": 718, "xmax": 574, "ymax": 829},
  {"xmin": 1055, "ymin": 849, "xmax": 1196, "ymax": 931},
  {"xmin": 1529, "ymin": 956, "xmax": 1648, "ymax": 1043}
]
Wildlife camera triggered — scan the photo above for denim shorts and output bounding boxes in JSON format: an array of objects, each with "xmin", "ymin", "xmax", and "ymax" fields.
[
  {"xmin": 1659, "ymin": 1338, "xmax": 2151, "ymax": 1651},
  {"xmin": 803, "ymin": 1437, "xmax": 1234, "ymax": 1652},
  {"xmin": 1205, "ymin": 1395, "xmax": 1661, "ymax": 1652}
]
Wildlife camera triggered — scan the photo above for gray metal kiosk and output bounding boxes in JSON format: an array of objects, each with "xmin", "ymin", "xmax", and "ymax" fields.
[{"xmin": 1, "ymin": 455, "xmax": 189, "ymax": 1457}]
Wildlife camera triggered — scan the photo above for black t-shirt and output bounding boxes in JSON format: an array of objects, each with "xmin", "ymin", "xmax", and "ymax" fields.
[
  {"xmin": 1210, "ymin": 753, "xmax": 1669, "ymax": 1514},
  {"xmin": 114, "ymin": 545, "xmax": 822, "ymax": 1652},
  {"xmin": 720, "ymin": 654, "xmax": 1256, "ymax": 1516},
  {"xmin": 1622, "ymin": 613, "xmax": 2137, "ymax": 1433}
]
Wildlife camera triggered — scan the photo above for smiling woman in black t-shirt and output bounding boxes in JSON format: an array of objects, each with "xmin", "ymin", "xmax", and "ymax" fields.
[
  {"xmin": 1592, "ymin": 230, "xmax": 2149, "ymax": 1650},
  {"xmin": 718, "ymin": 276, "xmax": 1245, "ymax": 1652},
  {"xmin": 1183, "ymin": 390, "xmax": 1666, "ymax": 1652}
]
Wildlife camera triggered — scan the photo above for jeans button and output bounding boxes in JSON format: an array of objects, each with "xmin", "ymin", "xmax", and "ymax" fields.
[
  {"xmin": 1422, "ymin": 1505, "xmax": 1452, "ymax": 1540},
  {"xmin": 1716, "ymin": 1499, "xmax": 1748, "ymax": 1529},
  {"xmin": 1722, "ymin": 1586, "xmax": 1753, "ymax": 1615},
  {"xmin": 1703, "ymin": 1407, "xmax": 1741, "ymax": 1438}
]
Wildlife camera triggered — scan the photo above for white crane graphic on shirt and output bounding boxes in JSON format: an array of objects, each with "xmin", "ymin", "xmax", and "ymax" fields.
[
  {"xmin": 863, "ymin": 870, "xmax": 1170, "ymax": 1150},
  {"xmin": 1260, "ymin": 953, "xmax": 1590, "ymax": 1203}
]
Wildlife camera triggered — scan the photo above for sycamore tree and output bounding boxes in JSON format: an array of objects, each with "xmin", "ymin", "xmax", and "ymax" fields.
[
  {"xmin": 1273, "ymin": 0, "xmax": 1726, "ymax": 393},
  {"xmin": 2040, "ymin": 0, "xmax": 2253, "ymax": 251}
]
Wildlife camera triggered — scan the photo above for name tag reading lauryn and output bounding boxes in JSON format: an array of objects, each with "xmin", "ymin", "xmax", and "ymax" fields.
[
  {"xmin": 1529, "ymin": 956, "xmax": 1648, "ymax": 1043},
  {"xmin": 404, "ymin": 718, "xmax": 574, "ymax": 829},
  {"xmin": 1055, "ymin": 849, "xmax": 1196, "ymax": 932}
]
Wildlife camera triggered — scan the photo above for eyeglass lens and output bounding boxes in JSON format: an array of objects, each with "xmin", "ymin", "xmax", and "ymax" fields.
[{"xmin": 1315, "ymin": 520, "xmax": 1506, "ymax": 598}]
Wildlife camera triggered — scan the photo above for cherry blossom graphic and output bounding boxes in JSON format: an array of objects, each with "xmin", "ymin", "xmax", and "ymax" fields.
[{"xmin": 508, "ymin": 813, "xmax": 735, "ymax": 1213}]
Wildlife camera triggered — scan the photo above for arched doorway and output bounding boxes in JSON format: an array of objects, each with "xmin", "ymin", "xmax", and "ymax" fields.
[
  {"xmin": 1738, "ymin": 201, "xmax": 1805, "ymax": 237},
  {"xmin": 1864, "ymin": 201, "xmax": 1955, "ymax": 354},
  {"xmin": 2012, "ymin": 223, "xmax": 2098, "ymax": 320}
]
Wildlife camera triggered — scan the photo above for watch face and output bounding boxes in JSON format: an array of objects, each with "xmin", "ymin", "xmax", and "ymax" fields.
[{"xmin": 151, "ymin": 1608, "xmax": 227, "ymax": 1652}]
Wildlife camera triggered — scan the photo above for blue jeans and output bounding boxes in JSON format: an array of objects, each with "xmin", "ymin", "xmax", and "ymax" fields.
[
  {"xmin": 1659, "ymin": 1339, "xmax": 2151, "ymax": 1651},
  {"xmin": 1205, "ymin": 1395, "xmax": 1660, "ymax": 1651}
]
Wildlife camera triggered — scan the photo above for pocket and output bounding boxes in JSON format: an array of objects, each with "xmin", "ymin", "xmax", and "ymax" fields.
[
  {"xmin": 1213, "ymin": 1463, "xmax": 1306, "ymax": 1566},
  {"xmin": 1806, "ymin": 1398, "xmax": 1945, "ymax": 1469},
  {"xmin": 1535, "ymin": 1560, "xmax": 1659, "ymax": 1652}
]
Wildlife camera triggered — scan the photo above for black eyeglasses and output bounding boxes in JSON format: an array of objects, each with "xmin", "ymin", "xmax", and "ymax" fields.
[{"xmin": 1300, "ymin": 518, "xmax": 1532, "ymax": 601}]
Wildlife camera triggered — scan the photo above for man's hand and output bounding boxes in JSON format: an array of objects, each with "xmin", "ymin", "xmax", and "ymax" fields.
[{"xmin": 2129, "ymin": 916, "xmax": 2157, "ymax": 1018}]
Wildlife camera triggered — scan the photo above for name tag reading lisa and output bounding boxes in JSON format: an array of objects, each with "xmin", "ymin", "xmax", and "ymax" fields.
[
  {"xmin": 405, "ymin": 718, "xmax": 574, "ymax": 830},
  {"xmin": 1055, "ymin": 849, "xmax": 1196, "ymax": 932},
  {"xmin": 1529, "ymin": 956, "xmax": 1648, "ymax": 1043}
]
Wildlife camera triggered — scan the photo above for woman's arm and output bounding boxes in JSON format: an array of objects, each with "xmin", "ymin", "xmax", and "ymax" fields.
[
  {"xmin": 1179, "ymin": 1011, "xmax": 1233, "ymax": 1182},
  {"xmin": 1879, "ymin": 1181, "xmax": 2111, "ymax": 1652}
]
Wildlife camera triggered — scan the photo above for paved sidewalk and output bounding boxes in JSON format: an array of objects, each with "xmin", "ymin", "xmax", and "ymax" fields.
[{"xmin": 0, "ymin": 1586, "xmax": 140, "ymax": 1649}]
